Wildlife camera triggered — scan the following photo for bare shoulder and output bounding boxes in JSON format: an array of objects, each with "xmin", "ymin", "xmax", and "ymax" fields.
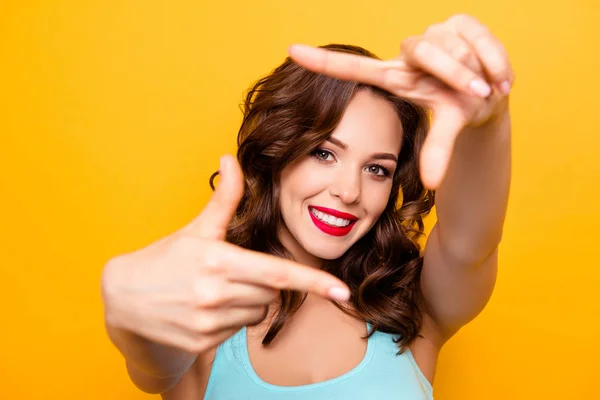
[{"xmin": 161, "ymin": 348, "xmax": 217, "ymax": 400}]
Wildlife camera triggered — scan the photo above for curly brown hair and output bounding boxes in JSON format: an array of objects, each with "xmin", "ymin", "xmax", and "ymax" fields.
[{"xmin": 209, "ymin": 44, "xmax": 435, "ymax": 352}]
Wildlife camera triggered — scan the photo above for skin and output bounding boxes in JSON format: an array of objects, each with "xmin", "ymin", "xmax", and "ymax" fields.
[
  {"xmin": 101, "ymin": 13, "xmax": 513, "ymax": 399},
  {"xmin": 278, "ymin": 89, "xmax": 403, "ymax": 266}
]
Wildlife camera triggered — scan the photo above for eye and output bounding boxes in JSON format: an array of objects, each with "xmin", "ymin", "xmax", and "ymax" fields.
[
  {"xmin": 366, "ymin": 164, "xmax": 391, "ymax": 177},
  {"xmin": 311, "ymin": 148, "xmax": 335, "ymax": 162}
]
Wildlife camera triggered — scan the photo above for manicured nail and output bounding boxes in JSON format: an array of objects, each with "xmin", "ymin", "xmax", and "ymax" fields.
[
  {"xmin": 498, "ymin": 80, "xmax": 511, "ymax": 95},
  {"xmin": 328, "ymin": 286, "xmax": 350, "ymax": 301},
  {"xmin": 469, "ymin": 79, "xmax": 492, "ymax": 98}
]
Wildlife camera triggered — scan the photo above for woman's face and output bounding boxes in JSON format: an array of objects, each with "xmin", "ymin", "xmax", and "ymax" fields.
[{"xmin": 278, "ymin": 90, "xmax": 403, "ymax": 266}]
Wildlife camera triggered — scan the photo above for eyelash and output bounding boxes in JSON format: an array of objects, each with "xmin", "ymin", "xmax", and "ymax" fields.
[{"xmin": 310, "ymin": 148, "xmax": 391, "ymax": 178}]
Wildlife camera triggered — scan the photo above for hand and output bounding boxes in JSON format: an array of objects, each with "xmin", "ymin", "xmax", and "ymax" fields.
[
  {"xmin": 288, "ymin": 14, "xmax": 514, "ymax": 189},
  {"xmin": 101, "ymin": 155, "xmax": 350, "ymax": 354}
]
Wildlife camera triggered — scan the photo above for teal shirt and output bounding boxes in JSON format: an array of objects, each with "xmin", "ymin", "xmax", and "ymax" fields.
[{"xmin": 204, "ymin": 323, "xmax": 434, "ymax": 399}]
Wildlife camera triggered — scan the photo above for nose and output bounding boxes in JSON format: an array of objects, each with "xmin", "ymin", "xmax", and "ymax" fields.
[{"xmin": 329, "ymin": 168, "xmax": 361, "ymax": 205}]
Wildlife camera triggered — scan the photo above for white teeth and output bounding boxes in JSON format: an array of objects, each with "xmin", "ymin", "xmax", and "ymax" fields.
[{"xmin": 310, "ymin": 208, "xmax": 352, "ymax": 227}]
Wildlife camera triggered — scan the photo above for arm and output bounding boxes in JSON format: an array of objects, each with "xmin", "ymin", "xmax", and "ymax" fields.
[
  {"xmin": 421, "ymin": 107, "xmax": 511, "ymax": 338},
  {"xmin": 105, "ymin": 323, "xmax": 195, "ymax": 394},
  {"xmin": 433, "ymin": 105, "xmax": 511, "ymax": 265}
]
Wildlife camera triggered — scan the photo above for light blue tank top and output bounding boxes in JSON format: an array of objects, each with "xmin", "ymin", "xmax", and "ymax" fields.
[{"xmin": 204, "ymin": 323, "xmax": 434, "ymax": 399}]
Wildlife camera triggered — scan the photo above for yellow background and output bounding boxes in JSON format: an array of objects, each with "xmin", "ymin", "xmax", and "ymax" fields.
[{"xmin": 1, "ymin": 1, "xmax": 599, "ymax": 399}]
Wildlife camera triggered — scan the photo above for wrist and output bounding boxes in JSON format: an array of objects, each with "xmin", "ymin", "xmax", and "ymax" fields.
[{"xmin": 466, "ymin": 104, "xmax": 511, "ymax": 140}]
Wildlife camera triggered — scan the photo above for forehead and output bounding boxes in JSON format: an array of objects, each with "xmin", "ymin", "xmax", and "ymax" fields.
[{"xmin": 330, "ymin": 90, "xmax": 403, "ymax": 153}]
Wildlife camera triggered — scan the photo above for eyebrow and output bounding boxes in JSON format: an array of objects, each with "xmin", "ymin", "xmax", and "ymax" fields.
[{"xmin": 327, "ymin": 137, "xmax": 398, "ymax": 163}]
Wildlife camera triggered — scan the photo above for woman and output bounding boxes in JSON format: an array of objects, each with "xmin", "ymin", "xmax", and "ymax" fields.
[{"xmin": 101, "ymin": 14, "xmax": 513, "ymax": 399}]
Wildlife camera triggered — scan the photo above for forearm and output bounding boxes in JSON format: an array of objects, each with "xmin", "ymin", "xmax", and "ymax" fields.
[
  {"xmin": 105, "ymin": 321, "xmax": 197, "ymax": 380},
  {"xmin": 434, "ymin": 106, "xmax": 512, "ymax": 265}
]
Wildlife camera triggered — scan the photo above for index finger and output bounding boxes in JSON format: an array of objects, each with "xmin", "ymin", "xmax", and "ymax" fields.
[
  {"xmin": 219, "ymin": 241, "xmax": 351, "ymax": 301},
  {"xmin": 288, "ymin": 44, "xmax": 402, "ymax": 89}
]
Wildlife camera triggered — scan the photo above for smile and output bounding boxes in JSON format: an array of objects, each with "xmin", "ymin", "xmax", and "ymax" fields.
[{"xmin": 308, "ymin": 206, "xmax": 358, "ymax": 237}]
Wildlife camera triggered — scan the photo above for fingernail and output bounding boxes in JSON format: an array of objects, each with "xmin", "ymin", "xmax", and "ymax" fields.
[
  {"xmin": 328, "ymin": 286, "xmax": 350, "ymax": 301},
  {"xmin": 469, "ymin": 79, "xmax": 492, "ymax": 98},
  {"xmin": 498, "ymin": 80, "xmax": 511, "ymax": 95}
]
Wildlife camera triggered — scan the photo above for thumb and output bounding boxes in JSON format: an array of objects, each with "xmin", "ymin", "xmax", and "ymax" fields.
[
  {"xmin": 419, "ymin": 105, "xmax": 465, "ymax": 189},
  {"xmin": 183, "ymin": 154, "xmax": 245, "ymax": 240}
]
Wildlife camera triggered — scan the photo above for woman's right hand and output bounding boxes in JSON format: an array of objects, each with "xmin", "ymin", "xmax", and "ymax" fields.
[{"xmin": 101, "ymin": 154, "xmax": 351, "ymax": 354}]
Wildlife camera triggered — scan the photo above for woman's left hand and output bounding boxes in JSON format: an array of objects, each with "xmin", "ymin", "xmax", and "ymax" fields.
[{"xmin": 288, "ymin": 14, "xmax": 514, "ymax": 189}]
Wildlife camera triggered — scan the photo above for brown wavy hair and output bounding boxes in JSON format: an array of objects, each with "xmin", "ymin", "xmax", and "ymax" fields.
[{"xmin": 209, "ymin": 44, "xmax": 435, "ymax": 352}]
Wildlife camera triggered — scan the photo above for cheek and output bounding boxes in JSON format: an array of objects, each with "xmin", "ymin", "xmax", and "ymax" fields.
[
  {"xmin": 282, "ymin": 163, "xmax": 330, "ymax": 199},
  {"xmin": 364, "ymin": 181, "xmax": 394, "ymax": 218}
]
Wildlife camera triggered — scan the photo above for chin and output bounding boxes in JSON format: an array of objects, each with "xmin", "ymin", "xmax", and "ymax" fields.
[{"xmin": 302, "ymin": 241, "xmax": 350, "ymax": 260}]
